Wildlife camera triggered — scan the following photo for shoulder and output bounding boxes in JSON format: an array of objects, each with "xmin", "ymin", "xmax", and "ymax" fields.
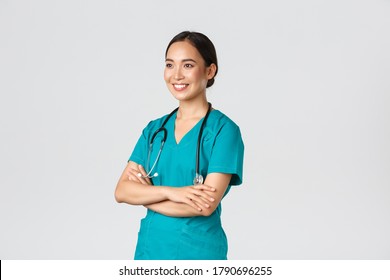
[
  {"xmin": 207, "ymin": 109, "xmax": 241, "ymax": 133},
  {"xmin": 142, "ymin": 113, "xmax": 172, "ymax": 134},
  {"xmin": 204, "ymin": 109, "xmax": 243, "ymax": 143}
]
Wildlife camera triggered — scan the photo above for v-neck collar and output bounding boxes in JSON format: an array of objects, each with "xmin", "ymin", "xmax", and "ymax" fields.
[{"xmin": 172, "ymin": 111, "xmax": 205, "ymax": 146}]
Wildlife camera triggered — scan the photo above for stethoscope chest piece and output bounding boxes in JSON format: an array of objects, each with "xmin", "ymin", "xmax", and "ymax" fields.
[{"xmin": 193, "ymin": 173, "xmax": 204, "ymax": 185}]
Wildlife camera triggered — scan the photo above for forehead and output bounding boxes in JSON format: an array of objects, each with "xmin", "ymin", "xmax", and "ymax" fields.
[{"xmin": 166, "ymin": 40, "xmax": 203, "ymax": 61}]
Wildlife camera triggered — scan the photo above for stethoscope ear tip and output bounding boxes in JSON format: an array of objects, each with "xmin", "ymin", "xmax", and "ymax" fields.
[{"xmin": 153, "ymin": 172, "xmax": 158, "ymax": 177}]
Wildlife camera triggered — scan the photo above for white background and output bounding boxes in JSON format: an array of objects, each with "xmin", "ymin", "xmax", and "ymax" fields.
[{"xmin": 1, "ymin": 0, "xmax": 389, "ymax": 259}]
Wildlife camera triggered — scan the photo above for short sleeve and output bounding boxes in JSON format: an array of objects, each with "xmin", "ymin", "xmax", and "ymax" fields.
[
  {"xmin": 128, "ymin": 124, "xmax": 150, "ymax": 166},
  {"xmin": 207, "ymin": 123, "xmax": 244, "ymax": 186}
]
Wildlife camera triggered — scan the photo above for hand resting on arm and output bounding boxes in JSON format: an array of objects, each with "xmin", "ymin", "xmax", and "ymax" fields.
[{"xmin": 115, "ymin": 161, "xmax": 229, "ymax": 216}]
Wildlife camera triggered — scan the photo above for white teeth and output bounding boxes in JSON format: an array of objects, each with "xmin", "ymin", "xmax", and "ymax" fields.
[{"xmin": 174, "ymin": 84, "xmax": 187, "ymax": 89}]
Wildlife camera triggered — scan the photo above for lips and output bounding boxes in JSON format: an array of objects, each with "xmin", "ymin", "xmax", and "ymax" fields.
[{"xmin": 173, "ymin": 84, "xmax": 188, "ymax": 91}]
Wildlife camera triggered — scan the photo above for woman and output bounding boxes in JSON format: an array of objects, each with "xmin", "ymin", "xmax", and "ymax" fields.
[{"xmin": 115, "ymin": 31, "xmax": 244, "ymax": 260}]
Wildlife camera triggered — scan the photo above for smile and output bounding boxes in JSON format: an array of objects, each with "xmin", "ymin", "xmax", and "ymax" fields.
[{"xmin": 173, "ymin": 84, "xmax": 188, "ymax": 90}]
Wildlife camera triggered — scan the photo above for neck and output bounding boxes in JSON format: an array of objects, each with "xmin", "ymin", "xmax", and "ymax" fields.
[{"xmin": 177, "ymin": 99, "xmax": 209, "ymax": 120}]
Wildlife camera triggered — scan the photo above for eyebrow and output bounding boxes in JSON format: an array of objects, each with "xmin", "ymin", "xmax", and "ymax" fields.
[{"xmin": 165, "ymin": 58, "xmax": 197, "ymax": 63}]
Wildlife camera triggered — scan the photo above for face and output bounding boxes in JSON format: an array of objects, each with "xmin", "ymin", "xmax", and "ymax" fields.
[{"xmin": 164, "ymin": 40, "xmax": 216, "ymax": 102}]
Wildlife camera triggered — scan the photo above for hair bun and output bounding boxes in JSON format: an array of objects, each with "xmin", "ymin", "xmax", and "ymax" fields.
[{"xmin": 207, "ymin": 78, "xmax": 215, "ymax": 88}]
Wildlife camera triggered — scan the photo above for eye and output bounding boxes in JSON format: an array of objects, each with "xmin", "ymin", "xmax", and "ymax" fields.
[
  {"xmin": 165, "ymin": 63, "xmax": 173, "ymax": 68},
  {"xmin": 184, "ymin": 63, "xmax": 193, "ymax": 68}
]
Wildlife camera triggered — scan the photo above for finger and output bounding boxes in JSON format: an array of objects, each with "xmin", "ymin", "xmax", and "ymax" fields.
[
  {"xmin": 186, "ymin": 198, "xmax": 203, "ymax": 212},
  {"xmin": 127, "ymin": 167, "xmax": 140, "ymax": 177},
  {"xmin": 190, "ymin": 189, "xmax": 215, "ymax": 202},
  {"xmin": 193, "ymin": 200, "xmax": 209, "ymax": 211},
  {"xmin": 128, "ymin": 168, "xmax": 147, "ymax": 184},
  {"xmin": 198, "ymin": 195, "xmax": 212, "ymax": 205},
  {"xmin": 128, "ymin": 173, "xmax": 140, "ymax": 182},
  {"xmin": 136, "ymin": 172, "xmax": 149, "ymax": 185},
  {"xmin": 134, "ymin": 166, "xmax": 150, "ymax": 185},
  {"xmin": 187, "ymin": 194, "xmax": 210, "ymax": 209},
  {"xmin": 193, "ymin": 184, "xmax": 216, "ymax": 192},
  {"xmin": 127, "ymin": 172, "xmax": 137, "ymax": 181},
  {"xmin": 138, "ymin": 165, "xmax": 152, "ymax": 185},
  {"xmin": 200, "ymin": 184, "xmax": 216, "ymax": 191}
]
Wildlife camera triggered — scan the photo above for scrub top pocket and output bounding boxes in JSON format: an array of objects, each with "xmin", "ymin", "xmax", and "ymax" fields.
[{"xmin": 134, "ymin": 216, "xmax": 150, "ymax": 260}]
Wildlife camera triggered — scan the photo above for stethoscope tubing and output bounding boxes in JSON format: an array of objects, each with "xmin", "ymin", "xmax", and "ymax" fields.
[{"xmin": 142, "ymin": 103, "xmax": 212, "ymax": 184}]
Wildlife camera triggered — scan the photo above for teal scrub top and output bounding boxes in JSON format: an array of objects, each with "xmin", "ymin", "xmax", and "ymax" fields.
[{"xmin": 129, "ymin": 109, "xmax": 244, "ymax": 260}]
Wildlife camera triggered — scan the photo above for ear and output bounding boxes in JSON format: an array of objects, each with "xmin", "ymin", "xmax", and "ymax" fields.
[{"xmin": 206, "ymin": 63, "xmax": 217, "ymax": 80}]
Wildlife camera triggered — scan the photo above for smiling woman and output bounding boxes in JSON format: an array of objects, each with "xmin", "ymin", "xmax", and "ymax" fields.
[{"xmin": 115, "ymin": 31, "xmax": 244, "ymax": 260}]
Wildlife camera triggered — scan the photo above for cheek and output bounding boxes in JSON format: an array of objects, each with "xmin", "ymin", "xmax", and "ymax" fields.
[
  {"xmin": 163, "ymin": 70, "xmax": 170, "ymax": 83},
  {"xmin": 194, "ymin": 70, "xmax": 208, "ymax": 85},
  {"xmin": 189, "ymin": 70, "xmax": 202, "ymax": 81}
]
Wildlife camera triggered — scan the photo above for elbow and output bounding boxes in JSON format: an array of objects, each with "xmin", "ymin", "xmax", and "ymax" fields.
[
  {"xmin": 114, "ymin": 185, "xmax": 125, "ymax": 203},
  {"xmin": 114, "ymin": 190, "xmax": 122, "ymax": 203},
  {"xmin": 201, "ymin": 207, "xmax": 216, "ymax": 217},
  {"xmin": 114, "ymin": 182, "xmax": 139, "ymax": 205}
]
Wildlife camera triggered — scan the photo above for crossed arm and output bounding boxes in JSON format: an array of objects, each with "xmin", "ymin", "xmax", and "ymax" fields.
[{"xmin": 114, "ymin": 161, "xmax": 231, "ymax": 217}]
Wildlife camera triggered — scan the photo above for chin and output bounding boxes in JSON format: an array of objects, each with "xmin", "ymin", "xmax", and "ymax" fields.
[
  {"xmin": 171, "ymin": 94, "xmax": 189, "ymax": 102},
  {"xmin": 169, "ymin": 90, "xmax": 190, "ymax": 100}
]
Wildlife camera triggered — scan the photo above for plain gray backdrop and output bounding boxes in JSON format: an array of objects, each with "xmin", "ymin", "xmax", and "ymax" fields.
[{"xmin": 1, "ymin": 0, "xmax": 389, "ymax": 259}]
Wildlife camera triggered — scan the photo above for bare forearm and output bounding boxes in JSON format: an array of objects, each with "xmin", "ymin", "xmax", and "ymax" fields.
[
  {"xmin": 115, "ymin": 162, "xmax": 219, "ymax": 213},
  {"xmin": 145, "ymin": 201, "xmax": 206, "ymax": 217},
  {"xmin": 115, "ymin": 180, "xmax": 169, "ymax": 205}
]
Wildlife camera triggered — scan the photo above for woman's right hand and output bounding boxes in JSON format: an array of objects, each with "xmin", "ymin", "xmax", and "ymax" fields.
[{"xmin": 165, "ymin": 185, "xmax": 216, "ymax": 212}]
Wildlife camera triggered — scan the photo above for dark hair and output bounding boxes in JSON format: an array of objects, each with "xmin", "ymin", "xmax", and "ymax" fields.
[{"xmin": 165, "ymin": 31, "xmax": 218, "ymax": 88}]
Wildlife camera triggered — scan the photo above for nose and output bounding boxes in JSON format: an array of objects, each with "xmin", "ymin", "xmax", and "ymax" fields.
[{"xmin": 174, "ymin": 67, "xmax": 184, "ymax": 80}]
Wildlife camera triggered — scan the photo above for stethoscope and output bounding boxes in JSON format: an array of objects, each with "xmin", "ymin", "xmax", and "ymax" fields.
[{"xmin": 140, "ymin": 102, "xmax": 212, "ymax": 185}]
